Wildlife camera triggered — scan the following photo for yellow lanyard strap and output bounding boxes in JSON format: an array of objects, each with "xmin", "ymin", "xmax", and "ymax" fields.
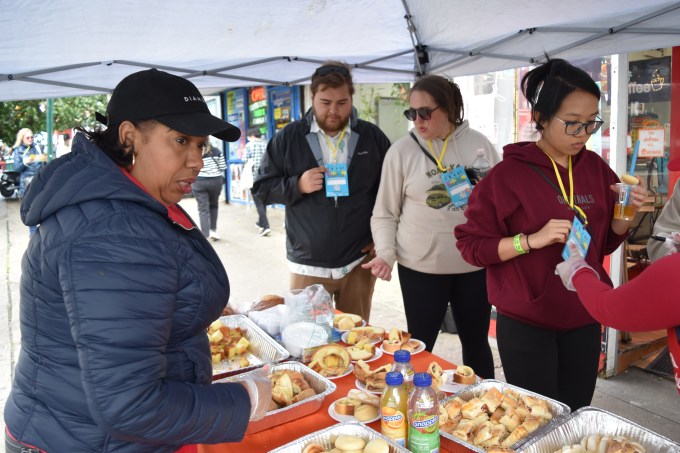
[
  {"xmin": 542, "ymin": 152, "xmax": 588, "ymax": 226},
  {"xmin": 427, "ymin": 135, "xmax": 451, "ymax": 173},
  {"xmin": 323, "ymin": 128, "xmax": 347, "ymax": 164}
]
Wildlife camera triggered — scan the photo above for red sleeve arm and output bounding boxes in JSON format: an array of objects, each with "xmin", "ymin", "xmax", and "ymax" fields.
[{"xmin": 572, "ymin": 254, "xmax": 680, "ymax": 331}]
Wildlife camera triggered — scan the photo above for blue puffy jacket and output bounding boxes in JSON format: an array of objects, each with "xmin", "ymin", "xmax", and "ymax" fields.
[
  {"xmin": 12, "ymin": 144, "xmax": 47, "ymax": 197},
  {"xmin": 5, "ymin": 135, "xmax": 250, "ymax": 451}
]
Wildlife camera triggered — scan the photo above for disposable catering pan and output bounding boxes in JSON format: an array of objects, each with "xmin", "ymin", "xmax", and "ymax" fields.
[
  {"xmin": 519, "ymin": 406, "xmax": 680, "ymax": 452},
  {"xmin": 214, "ymin": 361, "xmax": 336, "ymax": 436},
  {"xmin": 269, "ymin": 421, "xmax": 410, "ymax": 453},
  {"xmin": 211, "ymin": 314, "xmax": 290, "ymax": 380},
  {"xmin": 439, "ymin": 379, "xmax": 570, "ymax": 453}
]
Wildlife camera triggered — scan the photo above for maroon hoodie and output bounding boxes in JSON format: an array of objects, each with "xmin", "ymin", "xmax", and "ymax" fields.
[{"xmin": 454, "ymin": 141, "xmax": 628, "ymax": 330}]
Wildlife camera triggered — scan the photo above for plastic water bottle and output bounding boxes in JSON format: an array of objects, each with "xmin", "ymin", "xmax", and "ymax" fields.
[
  {"xmin": 380, "ymin": 371, "xmax": 408, "ymax": 446},
  {"xmin": 392, "ymin": 350, "xmax": 415, "ymax": 394},
  {"xmin": 471, "ymin": 148, "xmax": 491, "ymax": 181},
  {"xmin": 408, "ymin": 373, "xmax": 439, "ymax": 453}
]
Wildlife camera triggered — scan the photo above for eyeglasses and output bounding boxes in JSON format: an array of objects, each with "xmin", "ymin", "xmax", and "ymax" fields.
[
  {"xmin": 554, "ymin": 117, "xmax": 604, "ymax": 136},
  {"xmin": 312, "ymin": 65, "xmax": 350, "ymax": 80},
  {"xmin": 403, "ymin": 106, "xmax": 439, "ymax": 121}
]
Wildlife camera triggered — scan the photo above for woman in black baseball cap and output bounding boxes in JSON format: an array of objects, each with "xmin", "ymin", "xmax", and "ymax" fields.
[{"xmin": 6, "ymin": 69, "xmax": 270, "ymax": 452}]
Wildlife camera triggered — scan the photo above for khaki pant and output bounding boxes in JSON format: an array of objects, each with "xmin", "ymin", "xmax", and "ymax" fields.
[{"xmin": 290, "ymin": 256, "xmax": 377, "ymax": 322}]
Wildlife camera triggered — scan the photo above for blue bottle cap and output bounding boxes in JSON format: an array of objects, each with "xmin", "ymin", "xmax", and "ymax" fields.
[
  {"xmin": 385, "ymin": 371, "xmax": 404, "ymax": 386},
  {"xmin": 394, "ymin": 349, "xmax": 411, "ymax": 363},
  {"xmin": 413, "ymin": 372, "xmax": 432, "ymax": 387}
]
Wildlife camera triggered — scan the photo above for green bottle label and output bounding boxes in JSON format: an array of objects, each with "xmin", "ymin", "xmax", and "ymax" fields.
[{"xmin": 408, "ymin": 413, "xmax": 439, "ymax": 453}]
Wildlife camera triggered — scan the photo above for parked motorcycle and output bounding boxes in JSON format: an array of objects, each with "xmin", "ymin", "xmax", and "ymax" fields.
[{"xmin": 0, "ymin": 168, "xmax": 20, "ymax": 198}]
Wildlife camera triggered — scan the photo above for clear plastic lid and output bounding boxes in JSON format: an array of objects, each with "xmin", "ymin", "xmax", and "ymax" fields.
[{"xmin": 385, "ymin": 371, "xmax": 404, "ymax": 386}]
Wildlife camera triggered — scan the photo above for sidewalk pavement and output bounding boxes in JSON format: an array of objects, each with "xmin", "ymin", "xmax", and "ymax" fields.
[{"xmin": 1, "ymin": 195, "xmax": 679, "ymax": 448}]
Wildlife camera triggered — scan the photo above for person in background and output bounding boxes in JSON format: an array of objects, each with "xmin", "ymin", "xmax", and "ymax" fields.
[
  {"xmin": 193, "ymin": 141, "xmax": 227, "ymax": 240},
  {"xmin": 454, "ymin": 59, "xmax": 647, "ymax": 411},
  {"xmin": 646, "ymin": 162, "xmax": 680, "ymax": 262},
  {"xmin": 556, "ymin": 240, "xmax": 680, "ymax": 395},
  {"xmin": 4, "ymin": 69, "xmax": 270, "ymax": 452},
  {"xmin": 244, "ymin": 127, "xmax": 271, "ymax": 236},
  {"xmin": 363, "ymin": 75, "xmax": 497, "ymax": 379},
  {"xmin": 55, "ymin": 132, "xmax": 72, "ymax": 158},
  {"xmin": 12, "ymin": 128, "xmax": 47, "ymax": 236},
  {"xmin": 252, "ymin": 61, "xmax": 391, "ymax": 322}
]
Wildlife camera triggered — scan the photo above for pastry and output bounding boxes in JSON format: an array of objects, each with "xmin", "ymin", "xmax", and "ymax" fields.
[
  {"xmin": 353, "ymin": 403, "xmax": 379, "ymax": 421},
  {"xmin": 334, "ymin": 313, "xmax": 363, "ymax": 330},
  {"xmin": 250, "ymin": 294, "xmax": 284, "ymax": 311},
  {"xmin": 308, "ymin": 344, "xmax": 351, "ymax": 378},
  {"xmin": 346, "ymin": 340, "xmax": 376, "ymax": 361},
  {"xmin": 302, "ymin": 443, "xmax": 325, "ymax": 453},
  {"xmin": 269, "ymin": 369, "xmax": 316, "ymax": 408},
  {"xmin": 334, "ymin": 397, "xmax": 361, "ymax": 415},
  {"xmin": 346, "ymin": 326, "xmax": 385, "ymax": 344},
  {"xmin": 454, "ymin": 365, "xmax": 477, "ymax": 384},
  {"xmin": 334, "ymin": 435, "xmax": 366, "ymax": 451},
  {"xmin": 363, "ymin": 438, "xmax": 389, "ymax": 453},
  {"xmin": 427, "ymin": 361, "xmax": 445, "ymax": 388}
]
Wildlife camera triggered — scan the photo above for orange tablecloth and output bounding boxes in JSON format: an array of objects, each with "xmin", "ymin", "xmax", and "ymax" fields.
[{"xmin": 196, "ymin": 348, "xmax": 468, "ymax": 453}]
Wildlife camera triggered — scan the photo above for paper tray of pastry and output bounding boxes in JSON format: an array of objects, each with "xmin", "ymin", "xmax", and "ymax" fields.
[
  {"xmin": 519, "ymin": 406, "xmax": 680, "ymax": 452},
  {"xmin": 211, "ymin": 314, "xmax": 290, "ymax": 380},
  {"xmin": 215, "ymin": 361, "xmax": 336, "ymax": 436},
  {"xmin": 269, "ymin": 421, "xmax": 410, "ymax": 453},
  {"xmin": 439, "ymin": 379, "xmax": 570, "ymax": 453}
]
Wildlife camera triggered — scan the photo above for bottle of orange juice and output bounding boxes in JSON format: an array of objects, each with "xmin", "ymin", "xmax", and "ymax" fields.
[{"xmin": 380, "ymin": 371, "xmax": 408, "ymax": 446}]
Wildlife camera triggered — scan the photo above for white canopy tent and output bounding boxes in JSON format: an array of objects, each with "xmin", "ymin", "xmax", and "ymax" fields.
[{"xmin": 1, "ymin": 0, "xmax": 680, "ymax": 101}]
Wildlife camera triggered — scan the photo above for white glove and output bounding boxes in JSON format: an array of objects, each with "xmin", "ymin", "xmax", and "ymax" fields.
[
  {"xmin": 240, "ymin": 365, "xmax": 272, "ymax": 421},
  {"xmin": 555, "ymin": 242, "xmax": 599, "ymax": 291}
]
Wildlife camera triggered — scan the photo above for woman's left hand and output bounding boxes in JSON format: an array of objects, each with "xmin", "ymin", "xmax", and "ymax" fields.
[{"xmin": 361, "ymin": 256, "xmax": 392, "ymax": 281}]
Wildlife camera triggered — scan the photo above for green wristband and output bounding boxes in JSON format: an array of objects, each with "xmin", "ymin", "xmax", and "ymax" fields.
[{"xmin": 513, "ymin": 234, "xmax": 527, "ymax": 255}]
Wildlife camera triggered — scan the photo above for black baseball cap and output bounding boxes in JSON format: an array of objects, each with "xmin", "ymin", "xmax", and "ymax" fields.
[{"xmin": 96, "ymin": 69, "xmax": 240, "ymax": 142}]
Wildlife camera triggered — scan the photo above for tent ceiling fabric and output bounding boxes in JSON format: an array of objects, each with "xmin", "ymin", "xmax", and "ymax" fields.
[{"xmin": 1, "ymin": 0, "xmax": 680, "ymax": 101}]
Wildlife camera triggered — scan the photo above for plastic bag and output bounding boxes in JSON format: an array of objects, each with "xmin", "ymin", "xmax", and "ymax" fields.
[{"xmin": 280, "ymin": 284, "xmax": 333, "ymax": 358}]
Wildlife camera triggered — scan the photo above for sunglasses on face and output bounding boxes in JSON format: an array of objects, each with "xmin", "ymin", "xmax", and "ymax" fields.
[
  {"xmin": 403, "ymin": 106, "xmax": 439, "ymax": 121},
  {"xmin": 312, "ymin": 65, "xmax": 350, "ymax": 80},
  {"xmin": 554, "ymin": 117, "xmax": 604, "ymax": 136}
]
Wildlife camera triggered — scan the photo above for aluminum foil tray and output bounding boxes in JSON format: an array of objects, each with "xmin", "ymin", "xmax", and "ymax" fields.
[
  {"xmin": 215, "ymin": 361, "xmax": 336, "ymax": 436},
  {"xmin": 269, "ymin": 421, "xmax": 411, "ymax": 453},
  {"xmin": 439, "ymin": 379, "xmax": 570, "ymax": 452},
  {"xmin": 519, "ymin": 406, "xmax": 680, "ymax": 452},
  {"xmin": 212, "ymin": 314, "xmax": 290, "ymax": 380}
]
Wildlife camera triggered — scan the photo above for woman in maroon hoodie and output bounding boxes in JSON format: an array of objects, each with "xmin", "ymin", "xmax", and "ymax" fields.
[{"xmin": 454, "ymin": 59, "xmax": 646, "ymax": 411}]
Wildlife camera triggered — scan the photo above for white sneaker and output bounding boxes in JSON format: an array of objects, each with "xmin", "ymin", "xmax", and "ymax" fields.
[
  {"xmin": 260, "ymin": 228, "xmax": 271, "ymax": 237},
  {"xmin": 209, "ymin": 230, "xmax": 221, "ymax": 241}
]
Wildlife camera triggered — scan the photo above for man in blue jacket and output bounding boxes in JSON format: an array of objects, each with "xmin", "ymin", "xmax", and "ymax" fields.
[{"xmin": 252, "ymin": 61, "xmax": 391, "ymax": 322}]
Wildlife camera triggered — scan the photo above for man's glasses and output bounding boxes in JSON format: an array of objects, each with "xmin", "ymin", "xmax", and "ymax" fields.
[
  {"xmin": 554, "ymin": 117, "xmax": 604, "ymax": 136},
  {"xmin": 403, "ymin": 106, "xmax": 439, "ymax": 121},
  {"xmin": 312, "ymin": 66, "xmax": 350, "ymax": 80}
]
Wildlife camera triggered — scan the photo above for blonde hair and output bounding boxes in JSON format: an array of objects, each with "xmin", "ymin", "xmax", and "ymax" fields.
[{"xmin": 13, "ymin": 128, "xmax": 33, "ymax": 148}]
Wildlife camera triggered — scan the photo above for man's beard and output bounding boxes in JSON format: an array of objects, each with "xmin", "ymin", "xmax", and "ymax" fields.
[{"xmin": 315, "ymin": 112, "xmax": 350, "ymax": 136}]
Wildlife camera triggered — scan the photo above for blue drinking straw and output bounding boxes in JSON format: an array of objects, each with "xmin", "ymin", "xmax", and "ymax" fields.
[{"xmin": 629, "ymin": 140, "xmax": 640, "ymax": 176}]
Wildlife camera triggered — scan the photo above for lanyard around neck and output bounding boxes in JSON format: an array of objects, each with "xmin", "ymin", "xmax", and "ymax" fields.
[
  {"xmin": 427, "ymin": 134, "xmax": 451, "ymax": 173},
  {"xmin": 542, "ymin": 151, "xmax": 588, "ymax": 226},
  {"xmin": 322, "ymin": 128, "xmax": 347, "ymax": 163}
]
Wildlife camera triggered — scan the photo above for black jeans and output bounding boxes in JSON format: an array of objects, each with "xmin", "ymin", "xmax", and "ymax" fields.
[
  {"xmin": 5, "ymin": 431, "xmax": 42, "ymax": 453},
  {"xmin": 192, "ymin": 177, "xmax": 223, "ymax": 237},
  {"xmin": 397, "ymin": 265, "xmax": 495, "ymax": 379},
  {"xmin": 496, "ymin": 313, "xmax": 601, "ymax": 411},
  {"xmin": 252, "ymin": 192, "xmax": 269, "ymax": 229}
]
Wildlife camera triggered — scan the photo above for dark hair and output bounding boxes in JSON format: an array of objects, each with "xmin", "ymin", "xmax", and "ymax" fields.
[
  {"xmin": 310, "ymin": 61, "xmax": 354, "ymax": 96},
  {"xmin": 410, "ymin": 75, "xmax": 464, "ymax": 126},
  {"xmin": 77, "ymin": 120, "xmax": 157, "ymax": 170},
  {"xmin": 522, "ymin": 58, "xmax": 601, "ymax": 132},
  {"xmin": 247, "ymin": 127, "xmax": 262, "ymax": 138}
]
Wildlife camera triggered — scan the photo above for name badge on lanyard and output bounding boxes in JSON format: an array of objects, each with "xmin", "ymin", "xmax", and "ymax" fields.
[
  {"xmin": 325, "ymin": 163, "xmax": 349, "ymax": 197},
  {"xmin": 440, "ymin": 166, "xmax": 472, "ymax": 207}
]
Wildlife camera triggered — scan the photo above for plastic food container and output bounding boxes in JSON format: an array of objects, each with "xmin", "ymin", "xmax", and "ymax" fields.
[
  {"xmin": 211, "ymin": 314, "xmax": 289, "ymax": 380},
  {"xmin": 269, "ymin": 421, "xmax": 410, "ymax": 453},
  {"xmin": 519, "ymin": 406, "xmax": 680, "ymax": 452},
  {"xmin": 439, "ymin": 379, "xmax": 570, "ymax": 452},
  {"xmin": 281, "ymin": 321, "xmax": 330, "ymax": 358},
  {"xmin": 214, "ymin": 361, "xmax": 336, "ymax": 435}
]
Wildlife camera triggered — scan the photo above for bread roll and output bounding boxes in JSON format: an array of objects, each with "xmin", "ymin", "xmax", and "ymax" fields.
[
  {"xmin": 302, "ymin": 443, "xmax": 325, "ymax": 453},
  {"xmin": 454, "ymin": 365, "xmax": 477, "ymax": 384},
  {"xmin": 334, "ymin": 398, "xmax": 358, "ymax": 415},
  {"xmin": 353, "ymin": 403, "xmax": 379, "ymax": 421},
  {"xmin": 364, "ymin": 438, "xmax": 389, "ymax": 453},
  {"xmin": 334, "ymin": 435, "xmax": 365, "ymax": 451}
]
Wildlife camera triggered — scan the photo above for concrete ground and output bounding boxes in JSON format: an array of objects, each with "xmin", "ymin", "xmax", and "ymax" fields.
[{"xmin": 1, "ymin": 195, "xmax": 679, "ymax": 449}]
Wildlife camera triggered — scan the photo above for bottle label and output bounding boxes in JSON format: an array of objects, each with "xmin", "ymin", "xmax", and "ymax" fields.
[
  {"xmin": 408, "ymin": 413, "xmax": 439, "ymax": 453},
  {"xmin": 381, "ymin": 407, "xmax": 406, "ymax": 446}
]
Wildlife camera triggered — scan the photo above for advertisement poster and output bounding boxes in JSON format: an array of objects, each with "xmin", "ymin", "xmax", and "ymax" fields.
[
  {"xmin": 269, "ymin": 86, "xmax": 294, "ymax": 133},
  {"xmin": 629, "ymin": 56, "xmax": 671, "ymax": 103},
  {"xmin": 226, "ymin": 89, "xmax": 247, "ymax": 161},
  {"xmin": 638, "ymin": 128, "xmax": 666, "ymax": 158}
]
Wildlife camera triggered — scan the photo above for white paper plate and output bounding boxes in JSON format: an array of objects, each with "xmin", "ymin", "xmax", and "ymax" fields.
[
  {"xmin": 438, "ymin": 369, "xmax": 482, "ymax": 393},
  {"xmin": 380, "ymin": 339, "xmax": 426, "ymax": 356},
  {"xmin": 355, "ymin": 379, "xmax": 383, "ymax": 395},
  {"xmin": 335, "ymin": 319, "xmax": 367, "ymax": 333},
  {"xmin": 328, "ymin": 398, "xmax": 381, "ymax": 424},
  {"xmin": 341, "ymin": 330, "xmax": 383, "ymax": 345},
  {"xmin": 326, "ymin": 363, "xmax": 355, "ymax": 380}
]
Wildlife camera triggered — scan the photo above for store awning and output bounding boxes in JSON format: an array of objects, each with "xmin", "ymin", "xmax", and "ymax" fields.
[{"xmin": 1, "ymin": 0, "xmax": 680, "ymax": 101}]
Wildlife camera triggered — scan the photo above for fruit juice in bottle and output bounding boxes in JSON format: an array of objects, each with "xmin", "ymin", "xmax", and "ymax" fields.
[
  {"xmin": 392, "ymin": 349, "xmax": 415, "ymax": 394},
  {"xmin": 408, "ymin": 372, "xmax": 439, "ymax": 453},
  {"xmin": 380, "ymin": 371, "xmax": 408, "ymax": 446}
]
